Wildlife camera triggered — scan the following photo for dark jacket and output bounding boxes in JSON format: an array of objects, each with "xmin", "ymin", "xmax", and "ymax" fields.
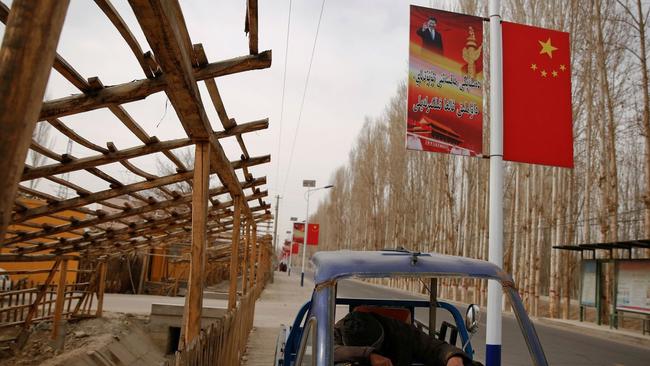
[
  {"xmin": 333, "ymin": 312, "xmax": 477, "ymax": 366},
  {"xmin": 416, "ymin": 28, "xmax": 444, "ymax": 54}
]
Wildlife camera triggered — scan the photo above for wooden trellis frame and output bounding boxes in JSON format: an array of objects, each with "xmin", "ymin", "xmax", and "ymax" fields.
[{"xmin": 0, "ymin": 0, "xmax": 272, "ymax": 348}]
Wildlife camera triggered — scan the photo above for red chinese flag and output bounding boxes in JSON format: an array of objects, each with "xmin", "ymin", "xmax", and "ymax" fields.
[
  {"xmin": 502, "ymin": 22, "xmax": 573, "ymax": 168},
  {"xmin": 291, "ymin": 242, "xmax": 299, "ymax": 254},
  {"xmin": 307, "ymin": 224, "xmax": 319, "ymax": 245}
]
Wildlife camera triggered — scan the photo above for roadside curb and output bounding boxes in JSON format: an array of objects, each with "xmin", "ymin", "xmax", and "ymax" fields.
[{"xmin": 534, "ymin": 317, "xmax": 650, "ymax": 349}]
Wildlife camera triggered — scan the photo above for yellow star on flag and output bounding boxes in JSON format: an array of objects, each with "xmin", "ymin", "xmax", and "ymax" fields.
[
  {"xmin": 539, "ymin": 38, "xmax": 558, "ymax": 58},
  {"xmin": 541, "ymin": 70, "xmax": 547, "ymax": 77},
  {"xmin": 560, "ymin": 64, "xmax": 566, "ymax": 71},
  {"xmin": 552, "ymin": 70, "xmax": 558, "ymax": 77},
  {"xmin": 531, "ymin": 64, "xmax": 538, "ymax": 70}
]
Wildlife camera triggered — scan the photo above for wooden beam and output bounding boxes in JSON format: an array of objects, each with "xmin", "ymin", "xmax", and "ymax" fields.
[
  {"xmin": 39, "ymin": 50, "xmax": 271, "ymax": 121},
  {"xmin": 228, "ymin": 195, "xmax": 242, "ymax": 310},
  {"xmin": 21, "ymin": 137, "xmax": 192, "ymax": 181},
  {"xmin": 51, "ymin": 259, "xmax": 69, "ymax": 347},
  {"xmin": 13, "ymin": 171, "xmax": 193, "ymax": 223},
  {"xmin": 21, "ymin": 124, "xmax": 269, "ymax": 182},
  {"xmin": 182, "ymin": 142, "xmax": 210, "ymax": 346},
  {"xmin": 129, "ymin": 0, "xmax": 254, "ymax": 220},
  {"xmin": 4, "ymin": 178, "xmax": 268, "ymax": 247},
  {"xmin": 0, "ymin": 0, "xmax": 70, "ymax": 241},
  {"xmin": 0, "ymin": 254, "xmax": 78, "ymax": 262}
]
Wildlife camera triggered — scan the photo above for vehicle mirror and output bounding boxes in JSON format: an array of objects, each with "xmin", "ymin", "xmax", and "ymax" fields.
[{"xmin": 465, "ymin": 304, "xmax": 480, "ymax": 334}]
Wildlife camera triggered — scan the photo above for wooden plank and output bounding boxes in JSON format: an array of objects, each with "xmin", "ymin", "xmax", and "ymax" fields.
[
  {"xmin": 96, "ymin": 261, "xmax": 107, "ymax": 316},
  {"xmin": 0, "ymin": 0, "xmax": 70, "ymax": 241},
  {"xmin": 51, "ymin": 260, "xmax": 68, "ymax": 343},
  {"xmin": 182, "ymin": 142, "xmax": 210, "ymax": 346},
  {"xmin": 228, "ymin": 196, "xmax": 242, "ymax": 310},
  {"xmin": 39, "ymin": 50, "xmax": 272, "ymax": 121}
]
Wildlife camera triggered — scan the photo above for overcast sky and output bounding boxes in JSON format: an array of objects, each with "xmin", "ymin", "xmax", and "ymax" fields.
[{"xmin": 6, "ymin": 1, "xmax": 465, "ymax": 249}]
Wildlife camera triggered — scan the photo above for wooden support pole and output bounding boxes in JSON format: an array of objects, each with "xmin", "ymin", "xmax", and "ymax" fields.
[
  {"xmin": 252, "ymin": 225, "xmax": 259, "ymax": 288},
  {"xmin": 0, "ymin": 0, "xmax": 69, "ymax": 241},
  {"xmin": 228, "ymin": 195, "xmax": 242, "ymax": 310},
  {"xmin": 137, "ymin": 250, "xmax": 150, "ymax": 294},
  {"xmin": 242, "ymin": 222, "xmax": 249, "ymax": 295},
  {"xmin": 96, "ymin": 261, "xmax": 107, "ymax": 317},
  {"xmin": 51, "ymin": 259, "xmax": 69, "ymax": 346},
  {"xmin": 182, "ymin": 142, "xmax": 210, "ymax": 347}
]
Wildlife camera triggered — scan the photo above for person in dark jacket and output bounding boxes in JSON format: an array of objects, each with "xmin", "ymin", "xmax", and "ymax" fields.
[
  {"xmin": 416, "ymin": 16, "xmax": 444, "ymax": 55},
  {"xmin": 334, "ymin": 311, "xmax": 481, "ymax": 366}
]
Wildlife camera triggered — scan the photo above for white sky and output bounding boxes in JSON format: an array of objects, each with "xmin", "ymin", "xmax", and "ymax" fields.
[{"xmin": 5, "ymin": 1, "xmax": 460, "ymax": 249}]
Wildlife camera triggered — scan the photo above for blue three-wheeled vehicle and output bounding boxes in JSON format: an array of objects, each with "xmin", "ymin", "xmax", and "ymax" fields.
[{"xmin": 274, "ymin": 249, "xmax": 548, "ymax": 366}]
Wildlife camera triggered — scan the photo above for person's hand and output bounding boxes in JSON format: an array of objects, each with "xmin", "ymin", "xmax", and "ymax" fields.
[
  {"xmin": 446, "ymin": 356, "xmax": 465, "ymax": 366},
  {"xmin": 369, "ymin": 353, "xmax": 393, "ymax": 366}
]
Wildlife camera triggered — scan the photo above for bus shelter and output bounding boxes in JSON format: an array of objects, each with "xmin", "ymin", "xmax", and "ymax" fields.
[{"xmin": 553, "ymin": 240, "xmax": 650, "ymax": 334}]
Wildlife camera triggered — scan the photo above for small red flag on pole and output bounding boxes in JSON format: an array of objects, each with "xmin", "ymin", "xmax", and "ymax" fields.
[
  {"xmin": 502, "ymin": 21, "xmax": 573, "ymax": 168},
  {"xmin": 307, "ymin": 224, "xmax": 319, "ymax": 245}
]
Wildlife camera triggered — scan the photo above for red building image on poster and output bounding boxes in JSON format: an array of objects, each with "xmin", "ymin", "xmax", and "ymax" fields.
[{"xmin": 407, "ymin": 6, "xmax": 483, "ymax": 157}]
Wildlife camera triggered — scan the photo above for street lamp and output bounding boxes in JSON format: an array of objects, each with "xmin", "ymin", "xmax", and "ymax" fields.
[{"xmin": 300, "ymin": 183, "xmax": 334, "ymax": 286}]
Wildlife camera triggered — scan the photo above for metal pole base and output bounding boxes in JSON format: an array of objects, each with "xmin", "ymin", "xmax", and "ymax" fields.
[{"xmin": 300, "ymin": 272, "xmax": 305, "ymax": 287}]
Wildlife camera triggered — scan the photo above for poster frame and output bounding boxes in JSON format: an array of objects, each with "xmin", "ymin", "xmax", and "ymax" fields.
[{"xmin": 615, "ymin": 259, "xmax": 650, "ymax": 315}]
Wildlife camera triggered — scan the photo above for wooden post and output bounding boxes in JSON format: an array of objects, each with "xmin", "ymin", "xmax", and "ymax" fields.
[
  {"xmin": 242, "ymin": 222, "xmax": 249, "ymax": 295},
  {"xmin": 51, "ymin": 259, "xmax": 68, "ymax": 347},
  {"xmin": 96, "ymin": 261, "xmax": 107, "ymax": 317},
  {"xmin": 137, "ymin": 250, "xmax": 150, "ymax": 294},
  {"xmin": 252, "ymin": 224, "xmax": 259, "ymax": 288},
  {"xmin": 0, "ymin": 0, "xmax": 69, "ymax": 241},
  {"xmin": 228, "ymin": 195, "xmax": 242, "ymax": 310},
  {"xmin": 182, "ymin": 142, "xmax": 210, "ymax": 346}
]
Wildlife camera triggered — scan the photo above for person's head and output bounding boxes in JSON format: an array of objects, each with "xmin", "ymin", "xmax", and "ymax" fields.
[
  {"xmin": 427, "ymin": 17, "xmax": 437, "ymax": 29},
  {"xmin": 339, "ymin": 311, "xmax": 384, "ymax": 347}
]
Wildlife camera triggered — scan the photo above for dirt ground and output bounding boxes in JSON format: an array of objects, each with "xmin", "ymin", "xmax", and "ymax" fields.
[{"xmin": 0, "ymin": 312, "xmax": 150, "ymax": 366}]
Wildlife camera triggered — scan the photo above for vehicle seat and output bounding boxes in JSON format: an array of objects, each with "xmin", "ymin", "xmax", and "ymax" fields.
[{"xmin": 353, "ymin": 305, "xmax": 412, "ymax": 324}]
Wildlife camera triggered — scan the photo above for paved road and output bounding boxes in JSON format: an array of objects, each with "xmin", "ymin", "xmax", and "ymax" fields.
[{"xmin": 336, "ymin": 279, "xmax": 650, "ymax": 366}]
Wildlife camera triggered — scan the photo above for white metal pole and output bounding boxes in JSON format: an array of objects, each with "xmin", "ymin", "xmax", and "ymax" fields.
[
  {"xmin": 301, "ymin": 190, "xmax": 310, "ymax": 286},
  {"xmin": 487, "ymin": 0, "xmax": 504, "ymax": 365}
]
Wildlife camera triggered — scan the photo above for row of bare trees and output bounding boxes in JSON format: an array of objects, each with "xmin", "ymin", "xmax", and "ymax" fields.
[{"xmin": 310, "ymin": 0, "xmax": 649, "ymax": 322}]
